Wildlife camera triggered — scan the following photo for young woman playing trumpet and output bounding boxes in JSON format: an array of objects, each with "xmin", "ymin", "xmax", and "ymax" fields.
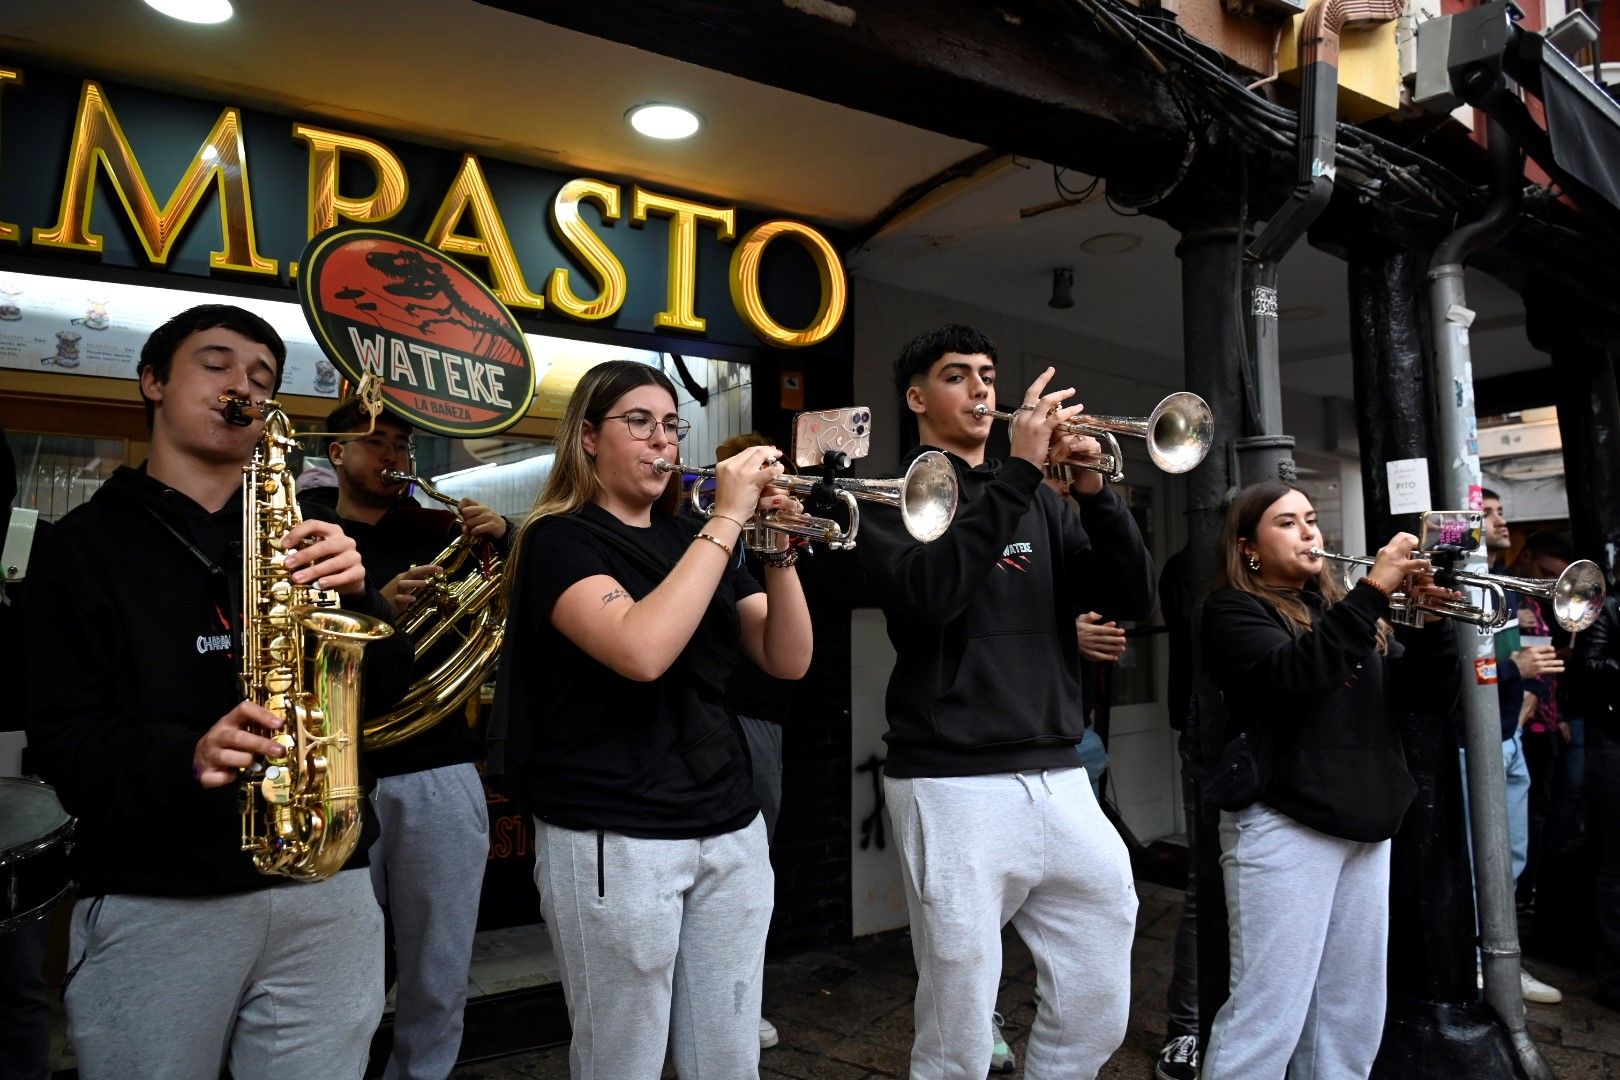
[{"xmin": 490, "ymin": 360, "xmax": 811, "ymax": 1079}]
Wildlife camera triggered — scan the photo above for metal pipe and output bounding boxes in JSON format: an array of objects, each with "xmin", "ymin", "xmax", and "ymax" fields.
[{"xmin": 1427, "ymin": 115, "xmax": 1553, "ymax": 1080}]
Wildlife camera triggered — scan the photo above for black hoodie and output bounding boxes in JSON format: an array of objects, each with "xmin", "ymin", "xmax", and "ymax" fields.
[
  {"xmin": 857, "ymin": 448, "xmax": 1156, "ymax": 777},
  {"xmin": 22, "ymin": 465, "xmax": 411, "ymax": 897},
  {"xmin": 1201, "ymin": 583, "xmax": 1461, "ymax": 841}
]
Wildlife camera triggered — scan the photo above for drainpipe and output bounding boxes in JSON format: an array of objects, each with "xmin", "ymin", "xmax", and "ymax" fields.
[
  {"xmin": 1428, "ymin": 114, "xmax": 1554, "ymax": 1080},
  {"xmin": 1242, "ymin": 0, "xmax": 1402, "ymax": 483}
]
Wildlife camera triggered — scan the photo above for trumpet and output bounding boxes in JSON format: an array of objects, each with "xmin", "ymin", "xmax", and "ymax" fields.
[
  {"xmin": 1310, "ymin": 548, "xmax": 1607, "ymax": 633},
  {"xmin": 972, "ymin": 391, "xmax": 1214, "ymax": 483},
  {"xmin": 653, "ymin": 450, "xmax": 959, "ymax": 553}
]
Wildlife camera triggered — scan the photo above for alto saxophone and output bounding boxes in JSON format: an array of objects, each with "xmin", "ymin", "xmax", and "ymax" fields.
[{"xmin": 229, "ymin": 382, "xmax": 393, "ymax": 881}]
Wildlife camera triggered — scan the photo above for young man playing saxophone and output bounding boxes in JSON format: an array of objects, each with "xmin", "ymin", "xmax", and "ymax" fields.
[
  {"xmin": 23, "ymin": 305, "xmax": 411, "ymax": 1080},
  {"xmin": 858, "ymin": 324, "xmax": 1155, "ymax": 1079},
  {"xmin": 312, "ymin": 401, "xmax": 509, "ymax": 1080}
]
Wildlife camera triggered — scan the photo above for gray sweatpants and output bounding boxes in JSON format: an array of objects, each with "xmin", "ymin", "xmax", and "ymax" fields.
[
  {"xmin": 534, "ymin": 814, "xmax": 773, "ymax": 1080},
  {"xmin": 370, "ymin": 762, "xmax": 490, "ymax": 1080},
  {"xmin": 885, "ymin": 767, "xmax": 1138, "ymax": 1080},
  {"xmin": 64, "ymin": 869, "xmax": 384, "ymax": 1080},
  {"xmin": 1202, "ymin": 803, "xmax": 1392, "ymax": 1080}
]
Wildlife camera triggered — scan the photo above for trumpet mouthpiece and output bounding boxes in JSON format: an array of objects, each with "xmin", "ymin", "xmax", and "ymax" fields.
[{"xmin": 653, "ymin": 458, "xmax": 679, "ymax": 474}]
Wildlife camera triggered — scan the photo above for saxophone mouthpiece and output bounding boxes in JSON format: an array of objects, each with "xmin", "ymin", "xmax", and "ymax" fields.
[{"xmin": 219, "ymin": 396, "xmax": 257, "ymax": 427}]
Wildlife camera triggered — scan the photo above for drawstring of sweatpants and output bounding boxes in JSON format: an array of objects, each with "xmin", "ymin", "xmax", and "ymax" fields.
[{"xmin": 1012, "ymin": 771, "xmax": 1055, "ymax": 801}]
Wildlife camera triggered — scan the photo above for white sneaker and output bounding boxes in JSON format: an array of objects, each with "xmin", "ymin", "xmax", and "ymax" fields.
[
  {"xmin": 990, "ymin": 1011, "xmax": 1017, "ymax": 1073},
  {"xmin": 759, "ymin": 1016, "xmax": 779, "ymax": 1049},
  {"xmin": 1521, "ymin": 969, "xmax": 1563, "ymax": 1004}
]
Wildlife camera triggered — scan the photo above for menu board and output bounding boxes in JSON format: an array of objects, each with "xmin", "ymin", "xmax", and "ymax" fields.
[{"xmin": 0, "ymin": 271, "xmax": 340, "ymax": 398}]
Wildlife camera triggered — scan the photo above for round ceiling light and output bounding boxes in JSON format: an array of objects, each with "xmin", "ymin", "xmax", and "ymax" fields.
[
  {"xmin": 1079, "ymin": 232, "xmax": 1142, "ymax": 255},
  {"xmin": 626, "ymin": 104, "xmax": 702, "ymax": 141},
  {"xmin": 142, "ymin": 0, "xmax": 234, "ymax": 23}
]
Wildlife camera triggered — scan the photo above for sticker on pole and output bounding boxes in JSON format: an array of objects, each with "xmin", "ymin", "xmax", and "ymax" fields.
[{"xmin": 298, "ymin": 229, "xmax": 536, "ymax": 437}]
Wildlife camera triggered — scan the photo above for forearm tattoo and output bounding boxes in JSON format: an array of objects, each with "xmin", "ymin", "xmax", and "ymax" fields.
[{"xmin": 601, "ymin": 588, "xmax": 630, "ymax": 607}]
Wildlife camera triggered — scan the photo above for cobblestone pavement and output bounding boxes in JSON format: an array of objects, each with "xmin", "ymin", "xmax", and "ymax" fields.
[{"xmin": 452, "ymin": 881, "xmax": 1620, "ymax": 1079}]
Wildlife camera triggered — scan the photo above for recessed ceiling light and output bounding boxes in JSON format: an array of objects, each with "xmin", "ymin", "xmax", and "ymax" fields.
[
  {"xmin": 1079, "ymin": 232, "xmax": 1142, "ymax": 255},
  {"xmin": 142, "ymin": 0, "xmax": 234, "ymax": 23},
  {"xmin": 626, "ymin": 104, "xmax": 702, "ymax": 141},
  {"xmin": 1278, "ymin": 305, "xmax": 1323, "ymax": 321}
]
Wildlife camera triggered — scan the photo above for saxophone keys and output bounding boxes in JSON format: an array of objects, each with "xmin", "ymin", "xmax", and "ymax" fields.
[
  {"xmin": 268, "ymin": 635, "xmax": 296, "ymax": 664},
  {"xmin": 260, "ymin": 765, "xmax": 293, "ymax": 806}
]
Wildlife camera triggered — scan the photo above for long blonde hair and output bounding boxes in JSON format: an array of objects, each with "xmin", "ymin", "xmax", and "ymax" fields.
[
  {"xmin": 1216, "ymin": 480, "xmax": 1389, "ymax": 651},
  {"xmin": 506, "ymin": 361, "xmax": 684, "ymax": 591}
]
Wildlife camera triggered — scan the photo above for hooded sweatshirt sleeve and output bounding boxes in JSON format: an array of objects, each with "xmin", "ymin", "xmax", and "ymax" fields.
[
  {"xmin": 23, "ymin": 530, "xmax": 199, "ymax": 814},
  {"xmin": 1058, "ymin": 484, "xmax": 1156, "ymax": 620},
  {"xmin": 856, "ymin": 456, "xmax": 1043, "ymax": 627},
  {"xmin": 1203, "ymin": 584, "xmax": 1389, "ymax": 695},
  {"xmin": 1388, "ymin": 618, "xmax": 1463, "ymax": 715}
]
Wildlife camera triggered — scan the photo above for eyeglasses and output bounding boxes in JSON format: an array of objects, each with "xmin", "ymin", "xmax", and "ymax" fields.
[
  {"xmin": 602, "ymin": 412, "xmax": 692, "ymax": 442},
  {"xmin": 344, "ymin": 434, "xmax": 415, "ymax": 457}
]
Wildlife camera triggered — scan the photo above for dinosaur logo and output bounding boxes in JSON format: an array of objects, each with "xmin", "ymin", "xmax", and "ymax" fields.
[{"xmin": 298, "ymin": 229, "xmax": 536, "ymax": 437}]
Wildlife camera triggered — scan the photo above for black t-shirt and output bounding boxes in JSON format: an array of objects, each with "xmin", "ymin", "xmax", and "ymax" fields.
[{"xmin": 511, "ymin": 503, "xmax": 762, "ymax": 838}]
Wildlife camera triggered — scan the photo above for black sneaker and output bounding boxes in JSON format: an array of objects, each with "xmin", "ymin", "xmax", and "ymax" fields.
[{"xmin": 1156, "ymin": 1034, "xmax": 1200, "ymax": 1080}]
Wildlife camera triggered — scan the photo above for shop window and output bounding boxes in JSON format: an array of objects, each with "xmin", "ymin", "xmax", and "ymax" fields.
[{"xmin": 7, "ymin": 434, "xmax": 124, "ymax": 523}]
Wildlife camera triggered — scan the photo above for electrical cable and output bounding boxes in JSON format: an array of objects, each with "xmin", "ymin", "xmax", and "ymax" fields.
[{"xmin": 1064, "ymin": 0, "xmax": 1483, "ymax": 217}]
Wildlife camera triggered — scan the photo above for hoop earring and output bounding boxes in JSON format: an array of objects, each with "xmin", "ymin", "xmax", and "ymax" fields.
[{"xmin": 1247, "ymin": 554, "xmax": 1260, "ymax": 571}]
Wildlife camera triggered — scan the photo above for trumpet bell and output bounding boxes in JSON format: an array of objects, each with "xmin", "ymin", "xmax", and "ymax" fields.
[
  {"xmin": 896, "ymin": 450, "xmax": 957, "ymax": 543},
  {"xmin": 1145, "ymin": 392, "xmax": 1215, "ymax": 475},
  {"xmin": 1551, "ymin": 559, "xmax": 1606, "ymax": 633}
]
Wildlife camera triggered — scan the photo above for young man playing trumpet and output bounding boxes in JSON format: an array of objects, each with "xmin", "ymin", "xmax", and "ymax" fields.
[
  {"xmin": 859, "ymin": 324, "xmax": 1156, "ymax": 1078},
  {"xmin": 315, "ymin": 401, "xmax": 510, "ymax": 1080},
  {"xmin": 23, "ymin": 305, "xmax": 410, "ymax": 1079}
]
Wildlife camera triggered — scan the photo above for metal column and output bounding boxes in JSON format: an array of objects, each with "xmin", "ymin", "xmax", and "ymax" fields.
[{"xmin": 1352, "ymin": 240, "xmax": 1523, "ymax": 1077}]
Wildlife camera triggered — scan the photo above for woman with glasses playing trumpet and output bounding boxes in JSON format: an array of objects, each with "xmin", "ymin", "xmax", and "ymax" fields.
[
  {"xmin": 487, "ymin": 360, "xmax": 811, "ymax": 1080},
  {"xmin": 1199, "ymin": 481, "xmax": 1462, "ymax": 1080}
]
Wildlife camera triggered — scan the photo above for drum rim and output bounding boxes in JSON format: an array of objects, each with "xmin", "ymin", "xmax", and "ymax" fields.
[
  {"xmin": 0, "ymin": 776, "xmax": 74, "ymax": 868},
  {"xmin": 0, "ymin": 817, "xmax": 75, "ymax": 867}
]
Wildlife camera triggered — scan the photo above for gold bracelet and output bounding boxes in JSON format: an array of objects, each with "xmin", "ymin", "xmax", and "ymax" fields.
[
  {"xmin": 711, "ymin": 513, "xmax": 750, "ymax": 530},
  {"xmin": 692, "ymin": 532, "xmax": 733, "ymax": 558}
]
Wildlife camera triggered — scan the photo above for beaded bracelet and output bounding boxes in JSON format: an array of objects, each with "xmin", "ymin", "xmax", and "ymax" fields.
[
  {"xmin": 761, "ymin": 548, "xmax": 799, "ymax": 569},
  {"xmin": 1357, "ymin": 575, "xmax": 1394, "ymax": 599},
  {"xmin": 692, "ymin": 532, "xmax": 733, "ymax": 558}
]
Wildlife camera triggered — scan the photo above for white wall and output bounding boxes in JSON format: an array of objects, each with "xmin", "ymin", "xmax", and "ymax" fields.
[{"xmin": 849, "ymin": 609, "xmax": 908, "ymax": 937}]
